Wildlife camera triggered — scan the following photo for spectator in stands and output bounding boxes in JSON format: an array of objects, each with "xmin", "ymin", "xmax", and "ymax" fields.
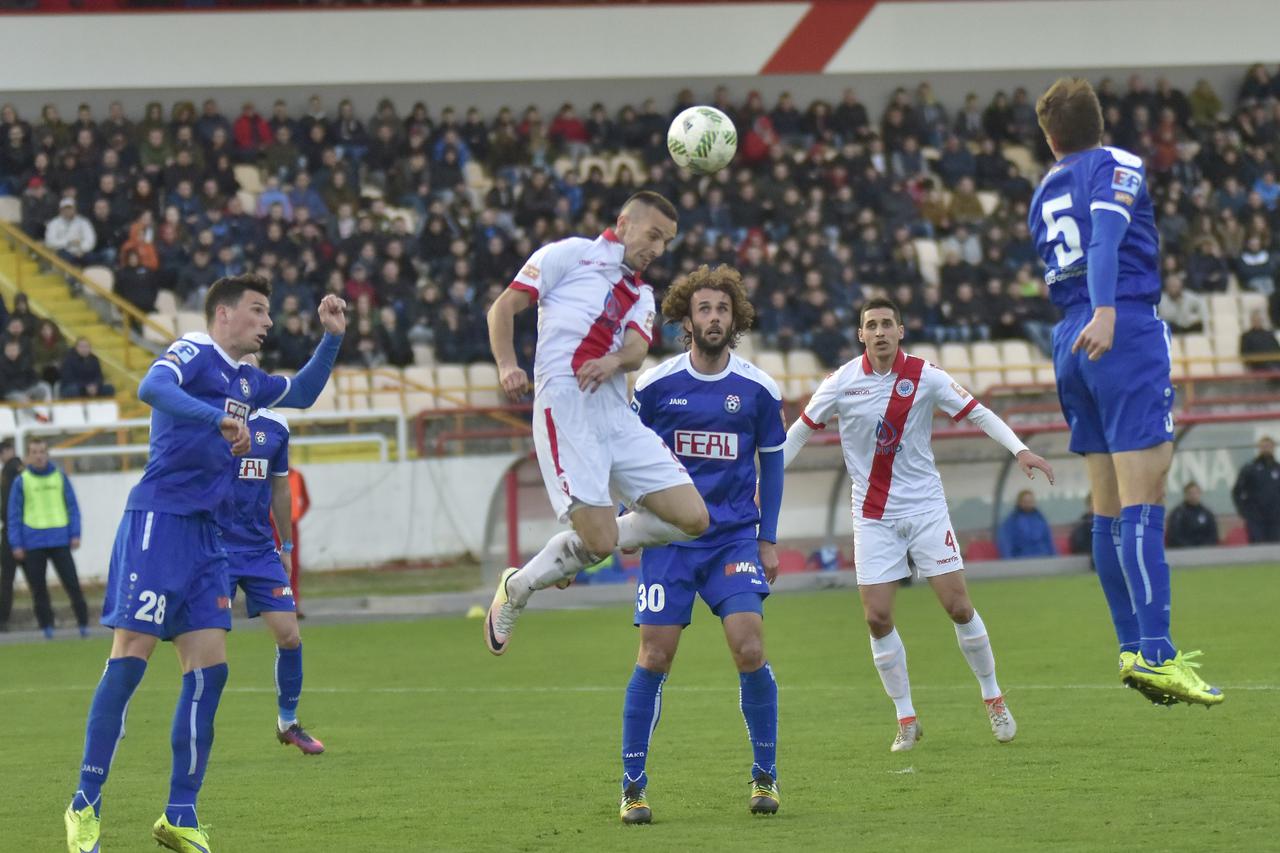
[
  {"xmin": 20, "ymin": 177, "xmax": 57, "ymax": 240},
  {"xmin": 1232, "ymin": 436, "xmax": 1280, "ymax": 543},
  {"xmin": 0, "ymin": 438, "xmax": 21, "ymax": 633},
  {"xmin": 1158, "ymin": 273, "xmax": 1208, "ymax": 334},
  {"xmin": 377, "ymin": 306, "xmax": 414, "ymax": 368},
  {"xmin": 114, "ymin": 249, "xmax": 160, "ymax": 316},
  {"xmin": 1067, "ymin": 493, "xmax": 1094, "ymax": 558},
  {"xmin": 177, "ymin": 246, "xmax": 218, "ymax": 310},
  {"xmin": 1237, "ymin": 234, "xmax": 1277, "ymax": 295},
  {"xmin": 0, "ymin": 338, "xmax": 51, "ymax": 402},
  {"xmin": 59, "ymin": 337, "xmax": 113, "ymax": 399},
  {"xmin": 31, "ymin": 319, "xmax": 65, "ymax": 388},
  {"xmin": 997, "ymin": 489, "xmax": 1056, "ymax": 559},
  {"xmin": 44, "ymin": 197, "xmax": 96, "ymax": 263},
  {"xmin": 233, "ymin": 101, "xmax": 273, "ymax": 161},
  {"xmin": 1167, "ymin": 481, "xmax": 1220, "ymax": 548},
  {"xmin": 1240, "ymin": 309, "xmax": 1280, "ymax": 371},
  {"xmin": 120, "ymin": 210, "xmax": 159, "ymax": 270},
  {"xmin": 1186, "ymin": 239, "xmax": 1231, "ymax": 292},
  {"xmin": 7, "ymin": 437, "xmax": 89, "ymax": 639},
  {"xmin": 8, "ymin": 294, "xmax": 35, "ymax": 341},
  {"xmin": 808, "ymin": 309, "xmax": 851, "ymax": 368}
]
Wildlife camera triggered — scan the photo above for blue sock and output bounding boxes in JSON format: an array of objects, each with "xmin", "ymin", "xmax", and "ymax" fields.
[
  {"xmin": 739, "ymin": 663, "xmax": 778, "ymax": 781},
  {"xmin": 1120, "ymin": 505, "xmax": 1176, "ymax": 663},
  {"xmin": 275, "ymin": 644, "xmax": 303, "ymax": 725},
  {"xmin": 72, "ymin": 656, "xmax": 148, "ymax": 816},
  {"xmin": 620, "ymin": 665, "xmax": 666, "ymax": 790},
  {"xmin": 166, "ymin": 663, "xmax": 229, "ymax": 828},
  {"xmin": 1091, "ymin": 515, "xmax": 1140, "ymax": 653}
]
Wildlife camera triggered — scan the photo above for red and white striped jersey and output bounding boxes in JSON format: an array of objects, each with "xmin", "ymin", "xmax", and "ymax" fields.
[
  {"xmin": 509, "ymin": 229, "xmax": 656, "ymax": 404},
  {"xmin": 800, "ymin": 348, "xmax": 978, "ymax": 520}
]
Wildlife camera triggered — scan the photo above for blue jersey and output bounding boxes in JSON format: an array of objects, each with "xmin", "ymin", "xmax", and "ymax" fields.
[
  {"xmin": 127, "ymin": 333, "xmax": 290, "ymax": 517},
  {"xmin": 1029, "ymin": 146, "xmax": 1161, "ymax": 311},
  {"xmin": 632, "ymin": 353, "xmax": 785, "ymax": 547},
  {"xmin": 219, "ymin": 409, "xmax": 290, "ymax": 552}
]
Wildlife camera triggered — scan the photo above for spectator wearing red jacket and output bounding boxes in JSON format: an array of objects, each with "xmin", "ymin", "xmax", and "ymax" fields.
[{"xmin": 233, "ymin": 101, "xmax": 272, "ymax": 161}]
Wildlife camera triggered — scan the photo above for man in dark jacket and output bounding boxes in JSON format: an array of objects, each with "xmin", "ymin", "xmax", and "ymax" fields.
[
  {"xmin": 0, "ymin": 439, "xmax": 22, "ymax": 631},
  {"xmin": 997, "ymin": 489, "xmax": 1057, "ymax": 559},
  {"xmin": 7, "ymin": 437, "xmax": 89, "ymax": 637},
  {"xmin": 58, "ymin": 337, "xmax": 115, "ymax": 398},
  {"xmin": 1232, "ymin": 437, "xmax": 1280, "ymax": 542},
  {"xmin": 1167, "ymin": 481, "xmax": 1220, "ymax": 548}
]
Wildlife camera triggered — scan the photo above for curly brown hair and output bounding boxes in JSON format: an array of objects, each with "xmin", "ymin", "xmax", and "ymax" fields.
[{"xmin": 660, "ymin": 264, "xmax": 756, "ymax": 349}]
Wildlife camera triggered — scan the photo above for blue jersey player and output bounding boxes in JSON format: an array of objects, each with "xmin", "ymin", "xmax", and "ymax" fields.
[
  {"xmin": 64, "ymin": 277, "xmax": 345, "ymax": 853},
  {"xmin": 1030, "ymin": 78, "xmax": 1221, "ymax": 707},
  {"xmin": 618, "ymin": 264, "xmax": 785, "ymax": 824},
  {"xmin": 220, "ymin": 353, "xmax": 324, "ymax": 755}
]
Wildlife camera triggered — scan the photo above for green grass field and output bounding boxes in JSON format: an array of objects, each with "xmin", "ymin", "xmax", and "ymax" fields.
[{"xmin": 4, "ymin": 565, "xmax": 1277, "ymax": 852}]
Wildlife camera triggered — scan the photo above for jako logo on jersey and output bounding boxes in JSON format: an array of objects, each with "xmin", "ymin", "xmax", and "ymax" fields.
[
  {"xmin": 724, "ymin": 394, "xmax": 741, "ymax": 413},
  {"xmin": 674, "ymin": 430, "xmax": 739, "ymax": 460},
  {"xmin": 255, "ymin": 431, "xmax": 267, "ymax": 444},
  {"xmin": 895, "ymin": 378, "xmax": 915, "ymax": 397},
  {"xmin": 724, "ymin": 561, "xmax": 758, "ymax": 576},
  {"xmin": 239, "ymin": 377, "xmax": 252, "ymax": 398},
  {"xmin": 1111, "ymin": 167, "xmax": 1142, "ymax": 193},
  {"xmin": 239, "ymin": 458, "xmax": 268, "ymax": 479},
  {"xmin": 224, "ymin": 399, "xmax": 250, "ymax": 422},
  {"xmin": 875, "ymin": 417, "xmax": 902, "ymax": 456},
  {"xmin": 668, "ymin": 398, "xmax": 688, "ymax": 406}
]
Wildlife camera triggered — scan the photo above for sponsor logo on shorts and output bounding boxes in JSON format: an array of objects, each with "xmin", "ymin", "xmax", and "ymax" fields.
[
  {"xmin": 936, "ymin": 555, "xmax": 960, "ymax": 566},
  {"xmin": 674, "ymin": 430, "xmax": 738, "ymax": 460},
  {"xmin": 217, "ymin": 596, "xmax": 231, "ymax": 609},
  {"xmin": 272, "ymin": 586, "xmax": 294, "ymax": 598},
  {"xmin": 724, "ymin": 561, "xmax": 758, "ymax": 576},
  {"xmin": 239, "ymin": 458, "xmax": 268, "ymax": 479}
]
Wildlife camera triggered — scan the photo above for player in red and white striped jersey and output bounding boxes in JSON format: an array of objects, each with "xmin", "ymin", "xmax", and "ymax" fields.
[
  {"xmin": 482, "ymin": 192, "xmax": 710, "ymax": 656},
  {"xmin": 783, "ymin": 297, "xmax": 1054, "ymax": 751}
]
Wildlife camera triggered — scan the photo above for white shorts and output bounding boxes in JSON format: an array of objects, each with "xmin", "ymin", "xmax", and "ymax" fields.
[
  {"xmin": 852, "ymin": 503, "xmax": 965, "ymax": 585},
  {"xmin": 532, "ymin": 381, "xmax": 692, "ymax": 523}
]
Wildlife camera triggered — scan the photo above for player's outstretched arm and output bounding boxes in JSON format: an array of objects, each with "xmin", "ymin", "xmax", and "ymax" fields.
[
  {"xmin": 274, "ymin": 295, "xmax": 347, "ymax": 409},
  {"xmin": 964, "ymin": 404, "xmax": 1055, "ymax": 484},
  {"xmin": 488, "ymin": 288, "xmax": 532, "ymax": 401},
  {"xmin": 575, "ymin": 327, "xmax": 648, "ymax": 393}
]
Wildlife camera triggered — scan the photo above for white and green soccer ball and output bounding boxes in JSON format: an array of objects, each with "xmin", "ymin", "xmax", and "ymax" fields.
[{"xmin": 667, "ymin": 106, "xmax": 737, "ymax": 174}]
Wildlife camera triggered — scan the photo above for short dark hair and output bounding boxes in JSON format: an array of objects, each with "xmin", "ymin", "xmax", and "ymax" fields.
[
  {"xmin": 204, "ymin": 274, "xmax": 272, "ymax": 323},
  {"xmin": 621, "ymin": 190, "xmax": 678, "ymax": 224},
  {"xmin": 0, "ymin": 438, "xmax": 12, "ymax": 454},
  {"xmin": 1036, "ymin": 77, "xmax": 1103, "ymax": 155},
  {"xmin": 27, "ymin": 436, "xmax": 47, "ymax": 450},
  {"xmin": 859, "ymin": 296, "xmax": 901, "ymax": 326}
]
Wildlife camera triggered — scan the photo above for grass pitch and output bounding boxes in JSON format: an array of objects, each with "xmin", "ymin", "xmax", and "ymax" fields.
[{"xmin": 3, "ymin": 565, "xmax": 1276, "ymax": 852}]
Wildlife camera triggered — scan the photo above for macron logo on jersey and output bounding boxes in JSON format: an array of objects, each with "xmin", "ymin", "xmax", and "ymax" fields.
[
  {"xmin": 674, "ymin": 430, "xmax": 738, "ymax": 460},
  {"xmin": 1111, "ymin": 167, "xmax": 1142, "ymax": 193}
]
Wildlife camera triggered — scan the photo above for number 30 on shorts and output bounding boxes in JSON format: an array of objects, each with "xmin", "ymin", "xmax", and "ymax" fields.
[
  {"xmin": 636, "ymin": 583, "xmax": 666, "ymax": 613},
  {"xmin": 135, "ymin": 590, "xmax": 167, "ymax": 624}
]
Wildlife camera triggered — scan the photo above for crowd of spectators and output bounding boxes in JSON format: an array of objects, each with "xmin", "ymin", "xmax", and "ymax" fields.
[
  {"xmin": 0, "ymin": 291, "xmax": 113, "ymax": 402},
  {"xmin": 4, "ymin": 65, "xmax": 1280, "ymax": 375}
]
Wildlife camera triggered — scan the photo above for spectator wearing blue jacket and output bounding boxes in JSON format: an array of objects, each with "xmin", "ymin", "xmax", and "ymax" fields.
[
  {"xmin": 7, "ymin": 437, "xmax": 89, "ymax": 638},
  {"xmin": 997, "ymin": 489, "xmax": 1057, "ymax": 559}
]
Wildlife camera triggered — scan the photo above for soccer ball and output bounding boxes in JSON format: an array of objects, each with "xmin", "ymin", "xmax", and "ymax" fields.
[{"xmin": 667, "ymin": 106, "xmax": 737, "ymax": 174}]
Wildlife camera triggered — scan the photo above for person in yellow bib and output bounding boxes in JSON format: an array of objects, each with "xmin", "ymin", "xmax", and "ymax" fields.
[{"xmin": 6, "ymin": 437, "xmax": 89, "ymax": 639}]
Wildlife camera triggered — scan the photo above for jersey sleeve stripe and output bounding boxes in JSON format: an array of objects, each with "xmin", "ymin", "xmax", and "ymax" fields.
[
  {"xmin": 267, "ymin": 375, "xmax": 292, "ymax": 408},
  {"xmin": 951, "ymin": 397, "xmax": 979, "ymax": 422},
  {"xmin": 509, "ymin": 281, "xmax": 540, "ymax": 301},
  {"xmin": 759, "ymin": 444, "xmax": 784, "ymax": 452},
  {"xmin": 1089, "ymin": 200, "xmax": 1132, "ymax": 222},
  {"xmin": 625, "ymin": 319, "xmax": 652, "ymax": 343},
  {"xmin": 800, "ymin": 412, "xmax": 825, "ymax": 430},
  {"xmin": 153, "ymin": 359, "xmax": 184, "ymax": 384}
]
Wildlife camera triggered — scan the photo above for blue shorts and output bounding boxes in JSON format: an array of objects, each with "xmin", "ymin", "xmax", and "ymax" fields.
[
  {"xmin": 227, "ymin": 546, "xmax": 296, "ymax": 618},
  {"xmin": 635, "ymin": 539, "xmax": 770, "ymax": 626},
  {"xmin": 1053, "ymin": 304, "xmax": 1176, "ymax": 455},
  {"xmin": 102, "ymin": 510, "xmax": 232, "ymax": 640}
]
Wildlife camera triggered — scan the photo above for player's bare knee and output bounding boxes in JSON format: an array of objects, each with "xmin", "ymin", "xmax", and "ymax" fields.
[
  {"xmin": 638, "ymin": 643, "xmax": 675, "ymax": 673},
  {"xmin": 276, "ymin": 629, "xmax": 301, "ymax": 649},
  {"xmin": 579, "ymin": 528, "xmax": 618, "ymax": 558},
  {"xmin": 865, "ymin": 611, "xmax": 895, "ymax": 637},
  {"xmin": 731, "ymin": 637, "xmax": 765, "ymax": 672},
  {"xmin": 948, "ymin": 601, "xmax": 976, "ymax": 624}
]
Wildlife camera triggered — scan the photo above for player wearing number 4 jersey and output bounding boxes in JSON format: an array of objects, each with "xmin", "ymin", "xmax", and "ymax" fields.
[
  {"xmin": 64, "ymin": 277, "xmax": 344, "ymax": 853},
  {"xmin": 1031, "ymin": 78, "xmax": 1222, "ymax": 707},
  {"xmin": 483, "ymin": 192, "xmax": 709, "ymax": 657},
  {"xmin": 784, "ymin": 297, "xmax": 1055, "ymax": 752}
]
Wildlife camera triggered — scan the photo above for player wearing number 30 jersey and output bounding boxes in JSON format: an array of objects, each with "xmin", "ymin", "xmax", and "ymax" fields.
[
  {"xmin": 1031, "ymin": 77, "xmax": 1222, "ymax": 707},
  {"xmin": 784, "ymin": 297, "xmax": 1055, "ymax": 752}
]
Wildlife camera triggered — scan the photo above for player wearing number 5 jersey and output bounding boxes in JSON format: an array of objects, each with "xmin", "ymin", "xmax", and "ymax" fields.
[
  {"xmin": 1031, "ymin": 78, "xmax": 1222, "ymax": 707},
  {"xmin": 783, "ymin": 298, "xmax": 1055, "ymax": 752},
  {"xmin": 64, "ymin": 276, "xmax": 345, "ymax": 853}
]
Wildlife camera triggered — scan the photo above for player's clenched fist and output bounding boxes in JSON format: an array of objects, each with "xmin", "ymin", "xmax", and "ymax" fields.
[
  {"xmin": 499, "ymin": 365, "xmax": 530, "ymax": 401},
  {"xmin": 317, "ymin": 294, "xmax": 348, "ymax": 335},
  {"xmin": 221, "ymin": 416, "xmax": 252, "ymax": 456}
]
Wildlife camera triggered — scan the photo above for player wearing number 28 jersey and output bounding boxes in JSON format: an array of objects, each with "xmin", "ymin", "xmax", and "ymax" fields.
[{"xmin": 1031, "ymin": 78, "xmax": 1221, "ymax": 707}]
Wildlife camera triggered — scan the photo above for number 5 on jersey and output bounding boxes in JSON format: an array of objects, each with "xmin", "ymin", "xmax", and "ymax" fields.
[{"xmin": 1041, "ymin": 193, "xmax": 1083, "ymax": 267}]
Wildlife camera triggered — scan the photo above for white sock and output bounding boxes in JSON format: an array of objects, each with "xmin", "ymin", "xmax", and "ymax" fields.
[
  {"xmin": 507, "ymin": 530, "xmax": 598, "ymax": 605},
  {"xmin": 954, "ymin": 611, "xmax": 1002, "ymax": 701},
  {"xmin": 870, "ymin": 629, "xmax": 915, "ymax": 720},
  {"xmin": 277, "ymin": 715, "xmax": 296, "ymax": 732},
  {"xmin": 616, "ymin": 510, "xmax": 690, "ymax": 550}
]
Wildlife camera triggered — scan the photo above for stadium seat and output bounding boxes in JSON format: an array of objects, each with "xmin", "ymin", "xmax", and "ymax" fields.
[
  {"xmin": 154, "ymin": 289, "xmax": 178, "ymax": 318},
  {"xmin": 913, "ymin": 239, "xmax": 941, "ymax": 286},
  {"xmin": 467, "ymin": 363, "xmax": 503, "ymax": 408},
  {"xmin": 753, "ymin": 351, "xmax": 788, "ymax": 397},
  {"xmin": 578, "ymin": 155, "xmax": 611, "ymax": 183},
  {"xmin": 970, "ymin": 342, "xmax": 1003, "ymax": 393},
  {"xmin": 402, "ymin": 365, "xmax": 436, "ymax": 414},
  {"xmin": 776, "ymin": 549, "xmax": 808, "ymax": 575},
  {"xmin": 0, "ymin": 406, "xmax": 15, "ymax": 435},
  {"xmin": 976, "ymin": 190, "xmax": 1000, "ymax": 217},
  {"xmin": 939, "ymin": 343, "xmax": 972, "ymax": 388},
  {"xmin": 411, "ymin": 344, "xmax": 434, "ymax": 367},
  {"xmin": 1183, "ymin": 334, "xmax": 1215, "ymax": 377},
  {"xmin": 908, "ymin": 341, "xmax": 938, "ymax": 366},
  {"xmin": 784, "ymin": 350, "xmax": 823, "ymax": 399},
  {"xmin": 1033, "ymin": 355, "xmax": 1057, "ymax": 386},
  {"xmin": 236, "ymin": 189, "xmax": 258, "ymax": 216},
  {"xmin": 369, "ymin": 370, "xmax": 404, "ymax": 411},
  {"xmin": 175, "ymin": 311, "xmax": 205, "ymax": 336},
  {"xmin": 1212, "ymin": 331, "xmax": 1244, "ymax": 374},
  {"xmin": 999, "ymin": 340, "xmax": 1035, "ymax": 385},
  {"xmin": 334, "ymin": 369, "xmax": 371, "ymax": 410},
  {"xmin": 0, "ymin": 195, "xmax": 20, "ymax": 223},
  {"xmin": 1003, "ymin": 145, "xmax": 1039, "ymax": 180},
  {"xmin": 307, "ymin": 376, "xmax": 338, "ymax": 412},
  {"xmin": 51, "ymin": 402, "xmax": 87, "ymax": 427},
  {"xmin": 233, "ymin": 164, "xmax": 263, "ymax": 193},
  {"xmin": 1239, "ymin": 291, "xmax": 1268, "ymax": 323},
  {"xmin": 82, "ymin": 265, "xmax": 114, "ymax": 293},
  {"xmin": 610, "ymin": 153, "xmax": 645, "ymax": 182},
  {"xmin": 1223, "ymin": 525, "xmax": 1249, "ymax": 547},
  {"xmin": 144, "ymin": 312, "xmax": 175, "ymax": 344},
  {"xmin": 1208, "ymin": 293, "xmax": 1239, "ymax": 336},
  {"xmin": 1167, "ymin": 335, "xmax": 1185, "ymax": 377},
  {"xmin": 965, "ymin": 539, "xmax": 999, "ymax": 561},
  {"xmin": 735, "ymin": 331, "xmax": 757, "ymax": 362},
  {"xmin": 85, "ymin": 400, "xmax": 119, "ymax": 425},
  {"xmin": 432, "ymin": 364, "xmax": 469, "ymax": 409}
]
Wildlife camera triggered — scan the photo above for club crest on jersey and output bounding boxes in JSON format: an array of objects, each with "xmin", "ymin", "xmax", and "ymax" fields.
[
  {"xmin": 239, "ymin": 377, "xmax": 251, "ymax": 398},
  {"xmin": 895, "ymin": 378, "xmax": 915, "ymax": 398},
  {"xmin": 724, "ymin": 394, "xmax": 741, "ymax": 413},
  {"xmin": 255, "ymin": 431, "xmax": 267, "ymax": 445},
  {"xmin": 875, "ymin": 417, "xmax": 902, "ymax": 456}
]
